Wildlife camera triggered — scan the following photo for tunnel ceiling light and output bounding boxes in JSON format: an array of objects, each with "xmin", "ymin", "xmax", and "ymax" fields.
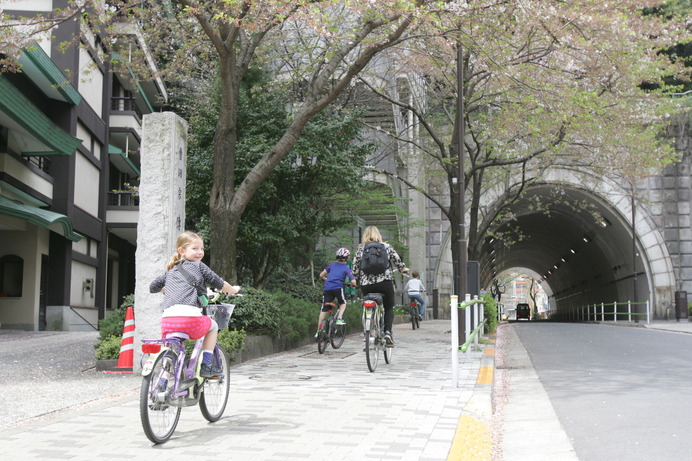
[
  {"xmin": 570, "ymin": 248, "xmax": 576, "ymax": 254},
  {"xmin": 561, "ymin": 257, "xmax": 566, "ymax": 263},
  {"xmin": 553, "ymin": 264, "xmax": 558, "ymax": 269},
  {"xmin": 597, "ymin": 216, "xmax": 610, "ymax": 228},
  {"xmin": 582, "ymin": 235, "xmax": 591, "ymax": 243}
]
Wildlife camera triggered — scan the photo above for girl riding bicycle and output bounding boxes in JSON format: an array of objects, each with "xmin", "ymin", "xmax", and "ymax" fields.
[{"xmin": 149, "ymin": 231, "xmax": 240, "ymax": 377}]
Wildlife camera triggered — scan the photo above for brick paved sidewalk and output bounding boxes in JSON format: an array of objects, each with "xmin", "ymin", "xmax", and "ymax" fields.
[{"xmin": 0, "ymin": 320, "xmax": 492, "ymax": 461}]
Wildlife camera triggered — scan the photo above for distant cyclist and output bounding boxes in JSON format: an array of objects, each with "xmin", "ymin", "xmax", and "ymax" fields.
[
  {"xmin": 405, "ymin": 270, "xmax": 427, "ymax": 321},
  {"xmin": 316, "ymin": 247, "xmax": 356, "ymax": 338},
  {"xmin": 352, "ymin": 226, "xmax": 408, "ymax": 347}
]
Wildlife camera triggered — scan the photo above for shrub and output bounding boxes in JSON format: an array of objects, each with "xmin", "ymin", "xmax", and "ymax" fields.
[
  {"xmin": 218, "ymin": 328, "xmax": 247, "ymax": 355},
  {"xmin": 227, "ymin": 287, "xmax": 280, "ymax": 336},
  {"xmin": 482, "ymin": 293, "xmax": 498, "ymax": 333},
  {"xmin": 95, "ymin": 334, "xmax": 122, "ymax": 360},
  {"xmin": 98, "ymin": 293, "xmax": 134, "ymax": 342},
  {"xmin": 284, "ymin": 284, "xmax": 323, "ymax": 304},
  {"xmin": 341, "ymin": 300, "xmax": 364, "ymax": 335},
  {"xmin": 272, "ymin": 291, "xmax": 315, "ymax": 347},
  {"xmin": 182, "ymin": 328, "xmax": 248, "ymax": 360}
]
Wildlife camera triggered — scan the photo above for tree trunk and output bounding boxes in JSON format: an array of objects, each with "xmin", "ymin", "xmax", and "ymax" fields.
[{"xmin": 210, "ymin": 50, "xmax": 241, "ymax": 282}]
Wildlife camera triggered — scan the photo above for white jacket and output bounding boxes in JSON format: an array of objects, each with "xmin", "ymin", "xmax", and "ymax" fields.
[{"xmin": 405, "ymin": 278, "xmax": 426, "ymax": 295}]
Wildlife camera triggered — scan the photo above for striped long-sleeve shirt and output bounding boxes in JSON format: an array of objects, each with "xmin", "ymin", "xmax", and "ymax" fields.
[{"xmin": 149, "ymin": 260, "xmax": 225, "ymax": 311}]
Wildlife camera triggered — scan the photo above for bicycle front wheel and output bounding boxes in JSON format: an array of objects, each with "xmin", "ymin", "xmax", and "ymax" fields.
[
  {"xmin": 140, "ymin": 350, "xmax": 181, "ymax": 444},
  {"xmin": 200, "ymin": 345, "xmax": 231, "ymax": 422},
  {"xmin": 331, "ymin": 321, "xmax": 345, "ymax": 349},
  {"xmin": 317, "ymin": 322, "xmax": 329, "ymax": 354}
]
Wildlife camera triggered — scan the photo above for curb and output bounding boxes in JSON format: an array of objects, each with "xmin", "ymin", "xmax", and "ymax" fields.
[{"xmin": 447, "ymin": 332, "xmax": 495, "ymax": 461}]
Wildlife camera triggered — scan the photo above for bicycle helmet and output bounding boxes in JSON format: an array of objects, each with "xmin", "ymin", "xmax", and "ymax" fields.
[{"xmin": 336, "ymin": 247, "xmax": 350, "ymax": 259}]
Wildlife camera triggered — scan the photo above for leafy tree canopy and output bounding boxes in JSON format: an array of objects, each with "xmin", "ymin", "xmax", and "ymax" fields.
[{"xmin": 186, "ymin": 70, "xmax": 374, "ymax": 287}]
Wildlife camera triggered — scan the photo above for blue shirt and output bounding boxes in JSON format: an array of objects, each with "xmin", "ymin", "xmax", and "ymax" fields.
[{"xmin": 323, "ymin": 262, "xmax": 355, "ymax": 290}]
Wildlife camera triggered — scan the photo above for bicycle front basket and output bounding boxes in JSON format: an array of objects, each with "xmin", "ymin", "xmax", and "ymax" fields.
[{"xmin": 207, "ymin": 303, "xmax": 234, "ymax": 329}]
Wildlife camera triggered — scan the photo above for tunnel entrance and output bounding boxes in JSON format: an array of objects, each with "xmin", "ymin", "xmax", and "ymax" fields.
[{"xmin": 479, "ymin": 183, "xmax": 668, "ymax": 318}]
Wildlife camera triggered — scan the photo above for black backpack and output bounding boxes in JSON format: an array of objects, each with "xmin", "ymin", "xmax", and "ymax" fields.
[{"xmin": 360, "ymin": 242, "xmax": 389, "ymax": 275}]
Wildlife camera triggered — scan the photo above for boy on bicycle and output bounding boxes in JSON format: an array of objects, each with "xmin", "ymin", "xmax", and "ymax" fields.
[
  {"xmin": 316, "ymin": 247, "xmax": 356, "ymax": 338},
  {"xmin": 405, "ymin": 270, "xmax": 427, "ymax": 320}
]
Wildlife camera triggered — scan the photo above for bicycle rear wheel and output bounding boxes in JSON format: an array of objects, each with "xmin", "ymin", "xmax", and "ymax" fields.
[
  {"xmin": 317, "ymin": 322, "xmax": 329, "ymax": 354},
  {"xmin": 140, "ymin": 350, "xmax": 181, "ymax": 444},
  {"xmin": 200, "ymin": 345, "xmax": 231, "ymax": 422},
  {"xmin": 414, "ymin": 306, "xmax": 420, "ymax": 329},
  {"xmin": 384, "ymin": 340, "xmax": 393, "ymax": 364},
  {"xmin": 410, "ymin": 306, "xmax": 417, "ymax": 330},
  {"xmin": 331, "ymin": 320, "xmax": 345, "ymax": 349},
  {"xmin": 365, "ymin": 310, "xmax": 379, "ymax": 372},
  {"xmin": 383, "ymin": 316, "xmax": 393, "ymax": 364}
]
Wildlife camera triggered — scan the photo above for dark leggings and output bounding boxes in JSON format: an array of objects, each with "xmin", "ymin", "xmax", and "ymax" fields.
[{"xmin": 361, "ymin": 279, "xmax": 395, "ymax": 334}]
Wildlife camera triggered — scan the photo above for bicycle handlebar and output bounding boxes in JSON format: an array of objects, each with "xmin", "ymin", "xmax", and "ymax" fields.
[{"xmin": 209, "ymin": 287, "xmax": 243, "ymax": 304}]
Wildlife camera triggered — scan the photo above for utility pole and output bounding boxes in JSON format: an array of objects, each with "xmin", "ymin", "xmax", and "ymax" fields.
[
  {"xmin": 632, "ymin": 188, "xmax": 638, "ymax": 323},
  {"xmin": 457, "ymin": 44, "xmax": 467, "ymax": 297},
  {"xmin": 457, "ymin": 44, "xmax": 468, "ymax": 341}
]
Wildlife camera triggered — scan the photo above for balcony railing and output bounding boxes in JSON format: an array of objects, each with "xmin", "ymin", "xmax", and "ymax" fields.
[
  {"xmin": 111, "ymin": 96, "xmax": 143, "ymax": 120},
  {"xmin": 107, "ymin": 191, "xmax": 139, "ymax": 207},
  {"xmin": 27, "ymin": 155, "xmax": 51, "ymax": 173}
]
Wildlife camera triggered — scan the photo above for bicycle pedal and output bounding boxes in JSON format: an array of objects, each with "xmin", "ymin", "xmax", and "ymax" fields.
[{"xmin": 178, "ymin": 378, "xmax": 197, "ymax": 391}]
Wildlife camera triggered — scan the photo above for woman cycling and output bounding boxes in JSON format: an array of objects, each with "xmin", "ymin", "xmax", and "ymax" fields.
[{"xmin": 352, "ymin": 226, "xmax": 408, "ymax": 347}]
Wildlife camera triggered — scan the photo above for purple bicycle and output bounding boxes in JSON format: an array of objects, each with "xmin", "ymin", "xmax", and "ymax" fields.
[{"xmin": 139, "ymin": 299, "xmax": 234, "ymax": 444}]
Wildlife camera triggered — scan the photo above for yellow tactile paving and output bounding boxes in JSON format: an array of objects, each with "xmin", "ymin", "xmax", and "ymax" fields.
[
  {"xmin": 476, "ymin": 366, "xmax": 493, "ymax": 384},
  {"xmin": 483, "ymin": 349, "xmax": 495, "ymax": 356},
  {"xmin": 447, "ymin": 414, "xmax": 492, "ymax": 461}
]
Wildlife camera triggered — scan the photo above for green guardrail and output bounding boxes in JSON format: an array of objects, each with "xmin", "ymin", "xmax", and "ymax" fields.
[
  {"xmin": 460, "ymin": 321, "xmax": 486, "ymax": 353},
  {"xmin": 457, "ymin": 297, "xmax": 487, "ymax": 353}
]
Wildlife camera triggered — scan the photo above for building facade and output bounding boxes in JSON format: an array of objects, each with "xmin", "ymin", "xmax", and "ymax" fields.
[{"xmin": 0, "ymin": 0, "xmax": 165, "ymax": 330}]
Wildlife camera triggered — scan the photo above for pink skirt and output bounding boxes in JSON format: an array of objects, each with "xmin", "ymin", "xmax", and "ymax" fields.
[{"xmin": 161, "ymin": 316, "xmax": 212, "ymax": 340}]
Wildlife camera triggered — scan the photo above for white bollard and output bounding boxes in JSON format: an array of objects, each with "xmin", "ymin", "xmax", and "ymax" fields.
[{"xmin": 451, "ymin": 295, "xmax": 459, "ymax": 388}]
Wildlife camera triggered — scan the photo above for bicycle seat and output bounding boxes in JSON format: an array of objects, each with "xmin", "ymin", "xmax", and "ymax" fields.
[
  {"xmin": 165, "ymin": 332, "xmax": 190, "ymax": 340},
  {"xmin": 363, "ymin": 293, "xmax": 384, "ymax": 305}
]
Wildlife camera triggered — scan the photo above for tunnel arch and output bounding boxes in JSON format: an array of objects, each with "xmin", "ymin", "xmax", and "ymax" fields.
[{"xmin": 434, "ymin": 168, "xmax": 675, "ymax": 318}]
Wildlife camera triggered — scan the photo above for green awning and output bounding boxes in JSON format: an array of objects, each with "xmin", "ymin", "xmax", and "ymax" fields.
[
  {"xmin": 111, "ymin": 52, "xmax": 154, "ymax": 112},
  {"xmin": 0, "ymin": 75, "xmax": 82, "ymax": 156},
  {"xmin": 18, "ymin": 44, "xmax": 81, "ymax": 105},
  {"xmin": 108, "ymin": 144, "xmax": 140, "ymax": 176},
  {"xmin": 0, "ymin": 195, "xmax": 82, "ymax": 242}
]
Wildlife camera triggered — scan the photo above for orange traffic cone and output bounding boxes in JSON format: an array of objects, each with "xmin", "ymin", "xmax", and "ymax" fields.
[{"xmin": 106, "ymin": 306, "xmax": 134, "ymax": 374}]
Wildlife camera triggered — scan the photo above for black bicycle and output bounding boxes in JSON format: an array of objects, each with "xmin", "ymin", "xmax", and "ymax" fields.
[
  {"xmin": 408, "ymin": 297, "xmax": 421, "ymax": 330},
  {"xmin": 316, "ymin": 302, "xmax": 346, "ymax": 354},
  {"xmin": 362, "ymin": 293, "xmax": 392, "ymax": 372}
]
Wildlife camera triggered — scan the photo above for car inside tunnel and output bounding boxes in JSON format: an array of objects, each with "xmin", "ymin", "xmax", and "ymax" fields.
[{"xmin": 479, "ymin": 184, "xmax": 650, "ymax": 317}]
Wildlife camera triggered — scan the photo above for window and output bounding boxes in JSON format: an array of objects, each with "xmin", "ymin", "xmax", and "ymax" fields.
[{"xmin": 0, "ymin": 255, "xmax": 23, "ymax": 297}]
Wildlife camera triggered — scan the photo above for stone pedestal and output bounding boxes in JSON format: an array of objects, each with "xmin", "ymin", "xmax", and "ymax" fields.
[{"xmin": 133, "ymin": 112, "xmax": 188, "ymax": 372}]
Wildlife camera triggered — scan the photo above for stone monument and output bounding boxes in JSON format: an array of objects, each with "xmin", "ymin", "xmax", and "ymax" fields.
[{"xmin": 133, "ymin": 112, "xmax": 188, "ymax": 371}]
